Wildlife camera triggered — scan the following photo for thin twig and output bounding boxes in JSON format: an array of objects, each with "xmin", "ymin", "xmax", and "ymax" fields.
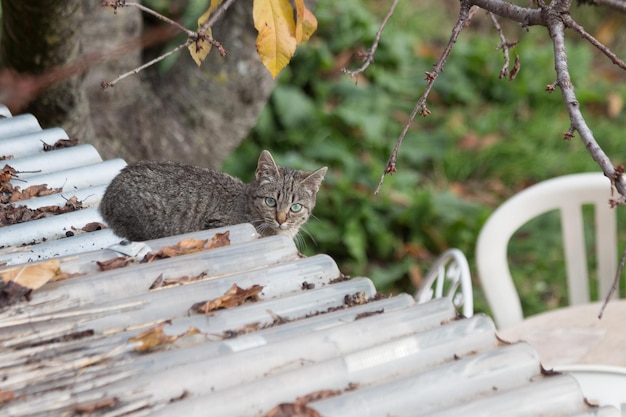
[
  {"xmin": 207, "ymin": 0, "xmax": 238, "ymax": 28},
  {"xmin": 598, "ymin": 246, "xmax": 626, "ymax": 318},
  {"xmin": 489, "ymin": 12, "xmax": 510, "ymax": 79},
  {"xmin": 102, "ymin": 41, "xmax": 190, "ymax": 89},
  {"xmin": 582, "ymin": 0, "xmax": 626, "ymax": 13},
  {"xmin": 342, "ymin": 0, "xmax": 399, "ymax": 77},
  {"xmin": 101, "ymin": 0, "xmax": 234, "ymax": 87},
  {"xmin": 562, "ymin": 14, "xmax": 626, "ymax": 71},
  {"xmin": 103, "ymin": 1, "xmax": 195, "ymax": 37},
  {"xmin": 374, "ymin": 0, "xmax": 473, "ymax": 194},
  {"xmin": 546, "ymin": 13, "xmax": 626, "ymax": 197}
]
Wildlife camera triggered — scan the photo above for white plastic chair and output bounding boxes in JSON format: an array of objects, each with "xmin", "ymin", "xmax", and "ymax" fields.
[
  {"xmin": 415, "ymin": 248, "xmax": 474, "ymax": 318},
  {"xmin": 476, "ymin": 172, "xmax": 618, "ymax": 329}
]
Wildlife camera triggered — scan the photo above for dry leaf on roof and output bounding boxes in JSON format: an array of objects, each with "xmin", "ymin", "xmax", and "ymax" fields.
[
  {"xmin": 42, "ymin": 138, "xmax": 80, "ymax": 151},
  {"xmin": 97, "ymin": 256, "xmax": 133, "ymax": 271},
  {"xmin": 1, "ymin": 199, "xmax": 84, "ymax": 226},
  {"xmin": 0, "ymin": 259, "xmax": 60, "ymax": 307},
  {"xmin": 143, "ymin": 231, "xmax": 230, "ymax": 262},
  {"xmin": 264, "ymin": 403, "xmax": 321, "ymax": 417},
  {"xmin": 72, "ymin": 397, "xmax": 118, "ymax": 413},
  {"xmin": 0, "ymin": 390, "xmax": 15, "ymax": 405},
  {"xmin": 296, "ymin": 389, "xmax": 342, "ymax": 405},
  {"xmin": 264, "ymin": 389, "xmax": 342, "ymax": 417},
  {"xmin": 344, "ymin": 291, "xmax": 369, "ymax": 306},
  {"xmin": 129, "ymin": 321, "xmax": 202, "ymax": 352},
  {"xmin": 82, "ymin": 222, "xmax": 105, "ymax": 232},
  {"xmin": 150, "ymin": 271, "xmax": 209, "ymax": 290},
  {"xmin": 207, "ymin": 230, "xmax": 231, "ymax": 249},
  {"xmin": 50, "ymin": 271, "xmax": 84, "ymax": 282},
  {"xmin": 191, "ymin": 283, "xmax": 264, "ymax": 314},
  {"xmin": 9, "ymin": 184, "xmax": 62, "ymax": 202},
  {"xmin": 0, "ymin": 164, "xmax": 17, "ymax": 183},
  {"xmin": 144, "ymin": 238, "xmax": 208, "ymax": 262}
]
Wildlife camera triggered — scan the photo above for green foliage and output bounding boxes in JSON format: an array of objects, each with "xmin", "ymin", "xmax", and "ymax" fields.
[{"xmin": 224, "ymin": 0, "xmax": 626, "ymax": 316}]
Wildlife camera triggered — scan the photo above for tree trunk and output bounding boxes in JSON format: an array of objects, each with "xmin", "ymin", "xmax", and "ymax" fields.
[
  {"xmin": 0, "ymin": 0, "xmax": 94, "ymax": 139},
  {"xmin": 0, "ymin": 1, "xmax": 276, "ymax": 169}
]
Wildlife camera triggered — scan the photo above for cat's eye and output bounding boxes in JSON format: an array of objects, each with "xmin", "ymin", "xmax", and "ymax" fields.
[
  {"xmin": 265, "ymin": 197, "xmax": 277, "ymax": 207},
  {"xmin": 290, "ymin": 203, "xmax": 303, "ymax": 213}
]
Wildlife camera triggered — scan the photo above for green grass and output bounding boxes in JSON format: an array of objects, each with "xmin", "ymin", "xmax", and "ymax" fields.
[{"xmin": 222, "ymin": 0, "xmax": 626, "ymax": 317}]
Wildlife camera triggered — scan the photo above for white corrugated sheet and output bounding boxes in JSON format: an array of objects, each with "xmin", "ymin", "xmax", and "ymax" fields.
[{"xmin": 0, "ymin": 110, "xmax": 619, "ymax": 416}]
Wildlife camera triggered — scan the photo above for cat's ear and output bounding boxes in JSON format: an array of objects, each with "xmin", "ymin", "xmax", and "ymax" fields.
[
  {"xmin": 300, "ymin": 166, "xmax": 328, "ymax": 193},
  {"xmin": 256, "ymin": 150, "xmax": 281, "ymax": 183}
]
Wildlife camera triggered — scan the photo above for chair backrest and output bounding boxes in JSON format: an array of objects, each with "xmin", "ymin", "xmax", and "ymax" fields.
[
  {"xmin": 415, "ymin": 248, "xmax": 474, "ymax": 318},
  {"xmin": 476, "ymin": 172, "xmax": 617, "ymax": 329}
]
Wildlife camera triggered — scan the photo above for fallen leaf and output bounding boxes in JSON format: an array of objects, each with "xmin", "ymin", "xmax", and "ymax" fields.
[
  {"xmin": 0, "ymin": 390, "xmax": 15, "ymax": 405},
  {"xmin": 253, "ymin": 0, "xmax": 297, "ymax": 78},
  {"xmin": 9, "ymin": 184, "xmax": 62, "ymax": 202},
  {"xmin": 0, "ymin": 198, "xmax": 84, "ymax": 226},
  {"xmin": 344, "ymin": 291, "xmax": 368, "ymax": 306},
  {"xmin": 222, "ymin": 322, "xmax": 262, "ymax": 338},
  {"xmin": 0, "ymin": 281, "xmax": 32, "ymax": 307},
  {"xmin": 129, "ymin": 321, "xmax": 202, "ymax": 352},
  {"xmin": 42, "ymin": 138, "xmax": 80, "ymax": 151},
  {"xmin": 354, "ymin": 309, "xmax": 384, "ymax": 320},
  {"xmin": 145, "ymin": 238, "xmax": 208, "ymax": 262},
  {"xmin": 207, "ymin": 230, "xmax": 230, "ymax": 249},
  {"xmin": 50, "ymin": 271, "xmax": 84, "ymax": 282},
  {"xmin": 82, "ymin": 222, "xmax": 106, "ymax": 232},
  {"xmin": 144, "ymin": 232, "xmax": 230, "ymax": 262},
  {"xmin": 1, "ymin": 259, "xmax": 60, "ymax": 287},
  {"xmin": 72, "ymin": 397, "xmax": 118, "ymax": 413},
  {"xmin": 264, "ymin": 403, "xmax": 321, "ymax": 417},
  {"xmin": 0, "ymin": 259, "xmax": 61, "ymax": 307},
  {"xmin": 0, "ymin": 164, "xmax": 17, "ymax": 184},
  {"xmin": 191, "ymin": 283, "xmax": 264, "ymax": 314},
  {"xmin": 97, "ymin": 256, "xmax": 133, "ymax": 271},
  {"xmin": 296, "ymin": 389, "xmax": 342, "ymax": 405}
]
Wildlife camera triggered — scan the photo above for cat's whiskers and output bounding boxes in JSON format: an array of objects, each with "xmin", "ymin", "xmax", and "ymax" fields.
[
  {"xmin": 293, "ymin": 231, "xmax": 307, "ymax": 251},
  {"xmin": 297, "ymin": 225, "xmax": 317, "ymax": 246},
  {"xmin": 248, "ymin": 219, "xmax": 271, "ymax": 237}
]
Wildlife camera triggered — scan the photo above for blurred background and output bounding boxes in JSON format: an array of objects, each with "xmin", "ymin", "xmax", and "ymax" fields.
[
  {"xmin": 221, "ymin": 0, "xmax": 626, "ymax": 315},
  {"xmin": 3, "ymin": 0, "xmax": 626, "ymax": 316}
]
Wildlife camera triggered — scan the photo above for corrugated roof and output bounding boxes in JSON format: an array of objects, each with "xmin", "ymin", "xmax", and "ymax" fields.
[{"xmin": 0, "ymin": 110, "xmax": 619, "ymax": 416}]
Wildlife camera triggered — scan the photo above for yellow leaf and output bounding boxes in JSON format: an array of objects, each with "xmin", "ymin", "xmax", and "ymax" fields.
[
  {"xmin": 294, "ymin": 0, "xmax": 317, "ymax": 44},
  {"xmin": 0, "ymin": 259, "xmax": 60, "ymax": 290},
  {"xmin": 253, "ymin": 0, "xmax": 297, "ymax": 78},
  {"xmin": 129, "ymin": 322, "xmax": 203, "ymax": 352},
  {"xmin": 197, "ymin": 0, "xmax": 223, "ymax": 29},
  {"xmin": 188, "ymin": 0, "xmax": 222, "ymax": 67}
]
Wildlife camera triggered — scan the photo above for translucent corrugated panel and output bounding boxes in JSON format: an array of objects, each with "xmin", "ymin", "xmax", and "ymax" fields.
[{"xmin": 0, "ymin": 109, "xmax": 617, "ymax": 417}]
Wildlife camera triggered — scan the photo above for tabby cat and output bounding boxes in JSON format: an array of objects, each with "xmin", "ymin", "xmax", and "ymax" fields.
[{"xmin": 99, "ymin": 150, "xmax": 327, "ymax": 241}]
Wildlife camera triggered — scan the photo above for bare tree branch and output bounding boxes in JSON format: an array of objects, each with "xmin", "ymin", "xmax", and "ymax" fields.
[
  {"xmin": 599, "ymin": 245, "xmax": 626, "ymax": 318},
  {"xmin": 580, "ymin": 0, "xmax": 626, "ymax": 13},
  {"xmin": 342, "ymin": 0, "xmax": 399, "ymax": 77},
  {"xmin": 489, "ymin": 12, "xmax": 513, "ymax": 79},
  {"xmin": 102, "ymin": 42, "xmax": 189, "ymax": 89},
  {"xmin": 545, "ymin": 7, "xmax": 626, "ymax": 197},
  {"xmin": 469, "ymin": 0, "xmax": 543, "ymax": 26},
  {"xmin": 562, "ymin": 14, "xmax": 626, "ymax": 71},
  {"xmin": 100, "ymin": 0, "xmax": 229, "ymax": 88},
  {"xmin": 374, "ymin": 0, "xmax": 473, "ymax": 194},
  {"xmin": 489, "ymin": 11, "xmax": 521, "ymax": 81},
  {"xmin": 102, "ymin": 1, "xmax": 196, "ymax": 37}
]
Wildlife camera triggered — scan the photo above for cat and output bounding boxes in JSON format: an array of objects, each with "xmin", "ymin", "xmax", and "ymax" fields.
[{"xmin": 99, "ymin": 150, "xmax": 327, "ymax": 242}]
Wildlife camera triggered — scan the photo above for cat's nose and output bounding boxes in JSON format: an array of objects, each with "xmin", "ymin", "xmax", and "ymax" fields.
[{"xmin": 277, "ymin": 212, "xmax": 287, "ymax": 224}]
